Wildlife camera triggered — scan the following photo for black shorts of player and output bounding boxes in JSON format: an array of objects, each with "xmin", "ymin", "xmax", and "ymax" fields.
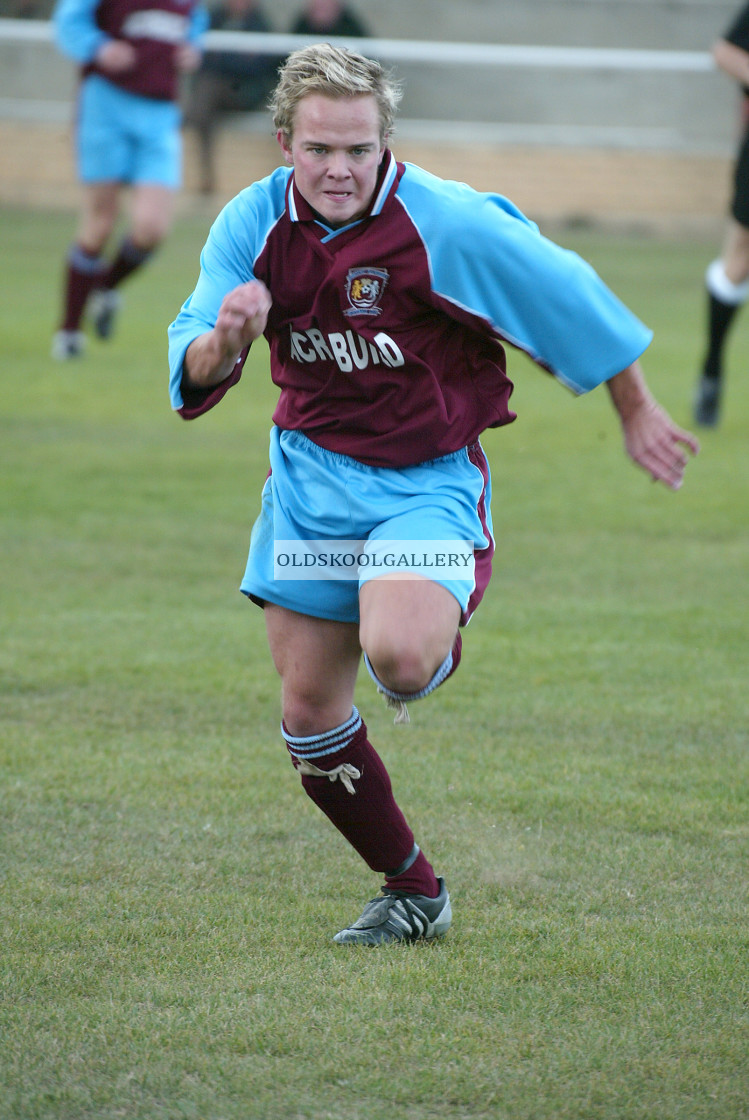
[{"xmin": 732, "ymin": 118, "xmax": 749, "ymax": 227}]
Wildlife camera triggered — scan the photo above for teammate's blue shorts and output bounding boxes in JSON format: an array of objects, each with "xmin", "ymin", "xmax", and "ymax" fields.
[
  {"xmin": 76, "ymin": 75, "xmax": 182, "ymax": 188},
  {"xmin": 241, "ymin": 427, "xmax": 495, "ymax": 625}
]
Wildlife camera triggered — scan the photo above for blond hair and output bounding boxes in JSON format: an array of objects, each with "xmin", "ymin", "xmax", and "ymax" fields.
[{"xmin": 270, "ymin": 43, "xmax": 402, "ymax": 142}]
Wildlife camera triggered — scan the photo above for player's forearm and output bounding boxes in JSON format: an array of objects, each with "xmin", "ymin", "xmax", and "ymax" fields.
[
  {"xmin": 182, "ymin": 281, "xmax": 271, "ymax": 391},
  {"xmin": 605, "ymin": 360, "xmax": 655, "ymax": 423},
  {"xmin": 183, "ymin": 330, "xmax": 242, "ymax": 390}
]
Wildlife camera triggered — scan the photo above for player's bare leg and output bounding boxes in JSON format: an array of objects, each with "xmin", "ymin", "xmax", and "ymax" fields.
[
  {"xmin": 695, "ymin": 217, "xmax": 749, "ymax": 425},
  {"xmin": 264, "ymin": 604, "xmax": 361, "ymax": 735},
  {"xmin": 720, "ymin": 216, "xmax": 749, "ymax": 284},
  {"xmin": 264, "ymin": 602, "xmax": 449, "ymax": 942},
  {"xmin": 359, "ymin": 574, "xmax": 462, "ymax": 723},
  {"xmin": 89, "ymin": 184, "xmax": 177, "ymax": 340},
  {"xmin": 52, "ymin": 182, "xmax": 120, "ymax": 358},
  {"xmin": 129, "ymin": 183, "xmax": 176, "ymax": 249}
]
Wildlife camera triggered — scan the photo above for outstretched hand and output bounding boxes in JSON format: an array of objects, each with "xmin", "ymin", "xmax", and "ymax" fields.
[
  {"xmin": 607, "ymin": 362, "xmax": 699, "ymax": 490},
  {"xmin": 620, "ymin": 397, "xmax": 700, "ymax": 490}
]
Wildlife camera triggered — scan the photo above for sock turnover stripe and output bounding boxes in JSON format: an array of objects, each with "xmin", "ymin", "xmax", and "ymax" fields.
[{"xmin": 283, "ymin": 707, "xmax": 362, "ymax": 760}]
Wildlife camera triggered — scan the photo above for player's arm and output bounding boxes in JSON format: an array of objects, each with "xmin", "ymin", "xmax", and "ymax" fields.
[
  {"xmin": 606, "ymin": 361, "xmax": 699, "ymax": 490},
  {"xmin": 712, "ymin": 37, "xmax": 749, "ymax": 85},
  {"xmin": 53, "ymin": 0, "xmax": 138, "ymax": 71},
  {"xmin": 176, "ymin": 3, "xmax": 209, "ymax": 72},
  {"xmin": 53, "ymin": 0, "xmax": 109, "ymax": 62},
  {"xmin": 183, "ymin": 280, "xmax": 272, "ymax": 390},
  {"xmin": 169, "ymin": 182, "xmax": 282, "ymax": 415},
  {"xmin": 188, "ymin": 2, "xmax": 210, "ymax": 45}
]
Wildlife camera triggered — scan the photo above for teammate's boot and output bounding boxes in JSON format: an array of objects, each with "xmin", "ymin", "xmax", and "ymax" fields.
[
  {"xmin": 333, "ymin": 877, "xmax": 451, "ymax": 945},
  {"xmin": 89, "ymin": 288, "xmax": 122, "ymax": 340},
  {"xmin": 51, "ymin": 329, "xmax": 86, "ymax": 360},
  {"xmin": 693, "ymin": 374, "xmax": 722, "ymax": 427}
]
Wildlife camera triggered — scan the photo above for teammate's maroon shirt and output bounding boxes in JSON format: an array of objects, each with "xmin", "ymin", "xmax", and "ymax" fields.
[{"xmin": 85, "ymin": 0, "xmax": 197, "ymax": 100}]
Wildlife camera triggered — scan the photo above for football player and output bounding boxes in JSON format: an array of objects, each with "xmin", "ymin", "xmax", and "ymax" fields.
[
  {"xmin": 52, "ymin": 0, "xmax": 208, "ymax": 359},
  {"xmin": 169, "ymin": 44, "xmax": 699, "ymax": 945}
]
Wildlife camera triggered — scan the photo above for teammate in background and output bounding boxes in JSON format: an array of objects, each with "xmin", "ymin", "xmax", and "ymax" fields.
[
  {"xmin": 289, "ymin": 0, "xmax": 368, "ymax": 39},
  {"xmin": 694, "ymin": 2, "xmax": 749, "ymax": 425},
  {"xmin": 183, "ymin": 0, "xmax": 279, "ymax": 196},
  {"xmin": 51, "ymin": 0, "xmax": 208, "ymax": 360},
  {"xmin": 168, "ymin": 45, "xmax": 699, "ymax": 946}
]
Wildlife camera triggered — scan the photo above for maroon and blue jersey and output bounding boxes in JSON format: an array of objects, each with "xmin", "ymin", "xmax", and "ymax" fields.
[
  {"xmin": 54, "ymin": 0, "xmax": 208, "ymax": 101},
  {"xmin": 168, "ymin": 152, "xmax": 653, "ymax": 469}
]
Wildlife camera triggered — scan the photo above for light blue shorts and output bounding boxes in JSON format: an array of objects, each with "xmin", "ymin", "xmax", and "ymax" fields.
[
  {"xmin": 76, "ymin": 75, "xmax": 182, "ymax": 187},
  {"xmin": 241, "ymin": 427, "xmax": 495, "ymax": 624}
]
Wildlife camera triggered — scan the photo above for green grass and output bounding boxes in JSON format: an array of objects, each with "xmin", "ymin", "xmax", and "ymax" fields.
[{"xmin": 1, "ymin": 205, "xmax": 747, "ymax": 1120}]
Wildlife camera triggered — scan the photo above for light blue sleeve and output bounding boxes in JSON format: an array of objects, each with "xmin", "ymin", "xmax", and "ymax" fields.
[
  {"xmin": 54, "ymin": 0, "xmax": 209, "ymax": 62},
  {"xmin": 167, "ymin": 169, "xmax": 289, "ymax": 410},
  {"xmin": 53, "ymin": 0, "xmax": 109, "ymax": 64},
  {"xmin": 189, "ymin": 3, "xmax": 210, "ymax": 45},
  {"xmin": 397, "ymin": 164, "xmax": 653, "ymax": 394}
]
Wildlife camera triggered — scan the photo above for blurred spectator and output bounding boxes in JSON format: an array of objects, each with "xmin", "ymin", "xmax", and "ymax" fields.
[
  {"xmin": 184, "ymin": 0, "xmax": 279, "ymax": 195},
  {"xmin": 0, "ymin": 0, "xmax": 49, "ymax": 15},
  {"xmin": 290, "ymin": 0, "xmax": 368, "ymax": 39}
]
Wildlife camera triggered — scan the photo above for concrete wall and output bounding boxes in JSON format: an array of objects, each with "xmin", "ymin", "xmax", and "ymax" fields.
[
  {"xmin": 269, "ymin": 0, "xmax": 736, "ymax": 49},
  {"xmin": 0, "ymin": 0, "xmax": 743, "ymax": 152},
  {"xmin": 1, "ymin": 0, "xmax": 739, "ymax": 45},
  {"xmin": 265, "ymin": 0, "xmax": 734, "ymax": 47}
]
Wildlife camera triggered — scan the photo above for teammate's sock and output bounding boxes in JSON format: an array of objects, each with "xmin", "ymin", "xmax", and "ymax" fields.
[
  {"xmin": 702, "ymin": 259, "xmax": 748, "ymax": 381},
  {"xmin": 703, "ymin": 293, "xmax": 739, "ymax": 382},
  {"xmin": 60, "ymin": 244, "xmax": 106, "ymax": 330},
  {"xmin": 284, "ymin": 708, "xmax": 440, "ymax": 897},
  {"xmin": 100, "ymin": 236, "xmax": 154, "ymax": 290}
]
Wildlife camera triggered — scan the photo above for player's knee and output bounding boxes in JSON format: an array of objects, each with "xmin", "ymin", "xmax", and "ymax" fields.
[
  {"xmin": 365, "ymin": 637, "xmax": 442, "ymax": 696},
  {"xmin": 131, "ymin": 206, "xmax": 172, "ymax": 249},
  {"xmin": 281, "ymin": 689, "xmax": 351, "ymax": 739},
  {"xmin": 281, "ymin": 698, "xmax": 324, "ymax": 737},
  {"xmin": 132, "ymin": 225, "xmax": 166, "ymax": 252}
]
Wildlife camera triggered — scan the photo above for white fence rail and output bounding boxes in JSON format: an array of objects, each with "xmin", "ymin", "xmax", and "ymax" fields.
[
  {"xmin": 0, "ymin": 19, "xmax": 727, "ymax": 152},
  {"xmin": 0, "ymin": 19, "xmax": 715, "ymax": 72}
]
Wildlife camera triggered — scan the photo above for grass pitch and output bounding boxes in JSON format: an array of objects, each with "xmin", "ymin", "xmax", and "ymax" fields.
[{"xmin": 1, "ymin": 205, "xmax": 747, "ymax": 1120}]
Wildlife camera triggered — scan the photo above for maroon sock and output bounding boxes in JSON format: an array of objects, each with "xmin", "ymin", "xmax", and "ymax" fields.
[
  {"xmin": 385, "ymin": 848, "xmax": 440, "ymax": 898},
  {"xmin": 286, "ymin": 716, "xmax": 440, "ymax": 898},
  {"xmin": 100, "ymin": 237, "xmax": 153, "ymax": 290},
  {"xmin": 60, "ymin": 245, "xmax": 106, "ymax": 330}
]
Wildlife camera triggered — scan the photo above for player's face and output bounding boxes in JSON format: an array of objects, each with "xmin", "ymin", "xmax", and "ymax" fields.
[{"xmin": 279, "ymin": 93, "xmax": 385, "ymax": 227}]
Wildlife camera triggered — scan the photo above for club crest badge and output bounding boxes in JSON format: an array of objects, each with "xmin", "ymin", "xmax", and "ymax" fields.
[{"xmin": 343, "ymin": 267, "xmax": 389, "ymax": 317}]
